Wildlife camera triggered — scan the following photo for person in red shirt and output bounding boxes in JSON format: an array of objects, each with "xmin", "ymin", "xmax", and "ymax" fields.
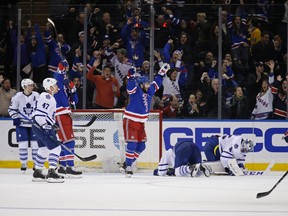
[
  {"xmin": 86, "ymin": 59, "xmax": 120, "ymax": 109},
  {"xmin": 162, "ymin": 94, "xmax": 183, "ymax": 118}
]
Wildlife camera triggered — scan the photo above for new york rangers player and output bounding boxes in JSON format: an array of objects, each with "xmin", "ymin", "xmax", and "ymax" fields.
[
  {"xmin": 8, "ymin": 79, "xmax": 39, "ymax": 171},
  {"xmin": 120, "ymin": 63, "xmax": 170, "ymax": 177},
  {"xmin": 153, "ymin": 140, "xmax": 211, "ymax": 177},
  {"xmin": 32, "ymin": 78, "xmax": 64, "ymax": 183},
  {"xmin": 53, "ymin": 59, "xmax": 82, "ymax": 178}
]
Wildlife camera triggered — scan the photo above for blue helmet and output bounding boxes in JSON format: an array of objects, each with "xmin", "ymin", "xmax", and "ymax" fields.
[{"xmin": 136, "ymin": 76, "xmax": 150, "ymax": 85}]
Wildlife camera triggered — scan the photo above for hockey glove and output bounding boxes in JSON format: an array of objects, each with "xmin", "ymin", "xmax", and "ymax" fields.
[
  {"xmin": 42, "ymin": 124, "xmax": 54, "ymax": 137},
  {"xmin": 13, "ymin": 118, "xmax": 21, "ymax": 126},
  {"xmin": 238, "ymin": 163, "xmax": 246, "ymax": 171},
  {"xmin": 158, "ymin": 63, "xmax": 170, "ymax": 76},
  {"xmin": 63, "ymin": 79, "xmax": 77, "ymax": 93},
  {"xmin": 166, "ymin": 167, "xmax": 176, "ymax": 176},
  {"xmin": 225, "ymin": 167, "xmax": 235, "ymax": 176},
  {"xmin": 127, "ymin": 67, "xmax": 136, "ymax": 78},
  {"xmin": 153, "ymin": 169, "xmax": 159, "ymax": 176},
  {"xmin": 52, "ymin": 123, "xmax": 60, "ymax": 131}
]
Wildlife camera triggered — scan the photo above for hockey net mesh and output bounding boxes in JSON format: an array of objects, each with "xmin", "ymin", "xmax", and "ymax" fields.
[{"xmin": 71, "ymin": 109, "xmax": 162, "ymax": 172}]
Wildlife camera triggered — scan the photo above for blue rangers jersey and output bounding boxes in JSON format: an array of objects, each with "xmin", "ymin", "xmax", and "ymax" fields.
[
  {"xmin": 123, "ymin": 75, "xmax": 163, "ymax": 123},
  {"xmin": 53, "ymin": 72, "xmax": 75, "ymax": 116},
  {"xmin": 33, "ymin": 92, "xmax": 57, "ymax": 127},
  {"xmin": 8, "ymin": 91, "xmax": 39, "ymax": 127}
]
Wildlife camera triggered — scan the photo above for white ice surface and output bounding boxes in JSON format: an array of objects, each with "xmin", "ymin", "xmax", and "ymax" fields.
[{"xmin": 0, "ymin": 169, "xmax": 288, "ymax": 216}]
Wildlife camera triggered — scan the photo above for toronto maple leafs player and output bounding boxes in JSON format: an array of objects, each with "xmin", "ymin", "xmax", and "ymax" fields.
[
  {"xmin": 119, "ymin": 64, "xmax": 170, "ymax": 177},
  {"xmin": 31, "ymin": 78, "xmax": 64, "ymax": 183},
  {"xmin": 153, "ymin": 140, "xmax": 211, "ymax": 177},
  {"xmin": 8, "ymin": 79, "xmax": 39, "ymax": 172},
  {"xmin": 204, "ymin": 135, "xmax": 254, "ymax": 175}
]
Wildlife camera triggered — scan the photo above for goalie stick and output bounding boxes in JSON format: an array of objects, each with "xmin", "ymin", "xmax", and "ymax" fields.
[
  {"xmin": 73, "ymin": 115, "xmax": 97, "ymax": 127},
  {"xmin": 256, "ymin": 171, "xmax": 288, "ymax": 199}
]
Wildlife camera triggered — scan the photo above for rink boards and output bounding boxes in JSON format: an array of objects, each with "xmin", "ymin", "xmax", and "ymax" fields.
[{"xmin": 0, "ymin": 118, "xmax": 287, "ymax": 171}]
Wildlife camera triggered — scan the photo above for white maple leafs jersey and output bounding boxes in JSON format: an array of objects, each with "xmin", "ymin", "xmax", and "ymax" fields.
[
  {"xmin": 157, "ymin": 148, "xmax": 175, "ymax": 176},
  {"xmin": 33, "ymin": 92, "xmax": 57, "ymax": 127},
  {"xmin": 218, "ymin": 135, "xmax": 246, "ymax": 168},
  {"xmin": 8, "ymin": 91, "xmax": 39, "ymax": 127}
]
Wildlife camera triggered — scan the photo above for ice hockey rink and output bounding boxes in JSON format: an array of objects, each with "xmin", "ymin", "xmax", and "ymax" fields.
[{"xmin": 0, "ymin": 169, "xmax": 288, "ymax": 216}]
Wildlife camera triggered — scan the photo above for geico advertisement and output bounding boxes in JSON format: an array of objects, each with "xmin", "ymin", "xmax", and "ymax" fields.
[
  {"xmin": 162, "ymin": 120, "xmax": 288, "ymax": 162},
  {"xmin": 1, "ymin": 119, "xmax": 287, "ymax": 162}
]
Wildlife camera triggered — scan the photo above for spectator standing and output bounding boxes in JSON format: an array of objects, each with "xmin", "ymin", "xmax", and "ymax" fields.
[
  {"xmin": 229, "ymin": 86, "xmax": 250, "ymax": 119},
  {"xmin": 0, "ymin": 77, "xmax": 17, "ymax": 117},
  {"xmin": 29, "ymin": 23, "xmax": 47, "ymax": 86},
  {"xmin": 86, "ymin": 58, "xmax": 120, "ymax": 109},
  {"xmin": 105, "ymin": 43, "xmax": 134, "ymax": 86}
]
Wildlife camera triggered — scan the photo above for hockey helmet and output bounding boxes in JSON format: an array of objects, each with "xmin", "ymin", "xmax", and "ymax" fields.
[
  {"xmin": 136, "ymin": 76, "xmax": 150, "ymax": 86},
  {"xmin": 43, "ymin": 78, "xmax": 57, "ymax": 91},
  {"xmin": 21, "ymin": 78, "xmax": 34, "ymax": 89},
  {"xmin": 241, "ymin": 139, "xmax": 254, "ymax": 153}
]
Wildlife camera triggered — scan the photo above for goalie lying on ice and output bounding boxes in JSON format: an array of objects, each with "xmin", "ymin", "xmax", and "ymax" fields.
[
  {"xmin": 153, "ymin": 140, "xmax": 211, "ymax": 177},
  {"xmin": 203, "ymin": 135, "xmax": 254, "ymax": 176}
]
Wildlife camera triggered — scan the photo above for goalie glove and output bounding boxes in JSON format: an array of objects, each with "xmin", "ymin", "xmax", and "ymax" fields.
[
  {"xmin": 127, "ymin": 67, "xmax": 136, "ymax": 78},
  {"xmin": 158, "ymin": 63, "xmax": 170, "ymax": 76}
]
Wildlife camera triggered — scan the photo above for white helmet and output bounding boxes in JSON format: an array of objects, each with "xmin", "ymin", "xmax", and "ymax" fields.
[
  {"xmin": 21, "ymin": 78, "xmax": 34, "ymax": 89},
  {"xmin": 43, "ymin": 78, "xmax": 57, "ymax": 91},
  {"xmin": 241, "ymin": 139, "xmax": 254, "ymax": 153}
]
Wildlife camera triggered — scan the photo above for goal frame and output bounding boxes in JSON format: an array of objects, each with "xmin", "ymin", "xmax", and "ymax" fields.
[{"xmin": 71, "ymin": 109, "xmax": 163, "ymax": 169}]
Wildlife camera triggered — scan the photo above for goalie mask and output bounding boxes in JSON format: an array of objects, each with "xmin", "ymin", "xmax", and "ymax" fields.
[{"xmin": 241, "ymin": 139, "xmax": 254, "ymax": 153}]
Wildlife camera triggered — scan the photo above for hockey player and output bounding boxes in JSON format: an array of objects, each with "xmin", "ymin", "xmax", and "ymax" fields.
[
  {"xmin": 153, "ymin": 140, "xmax": 211, "ymax": 177},
  {"xmin": 32, "ymin": 78, "xmax": 64, "ymax": 183},
  {"xmin": 53, "ymin": 59, "xmax": 82, "ymax": 178},
  {"xmin": 204, "ymin": 135, "xmax": 254, "ymax": 176},
  {"xmin": 8, "ymin": 79, "xmax": 39, "ymax": 172},
  {"xmin": 120, "ymin": 63, "xmax": 170, "ymax": 177}
]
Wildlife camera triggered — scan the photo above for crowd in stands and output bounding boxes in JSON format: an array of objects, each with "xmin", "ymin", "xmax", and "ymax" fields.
[{"xmin": 0, "ymin": 0, "xmax": 287, "ymax": 120}]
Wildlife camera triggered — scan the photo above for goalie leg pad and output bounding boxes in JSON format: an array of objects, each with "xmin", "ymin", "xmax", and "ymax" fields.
[{"xmin": 227, "ymin": 159, "xmax": 244, "ymax": 176}]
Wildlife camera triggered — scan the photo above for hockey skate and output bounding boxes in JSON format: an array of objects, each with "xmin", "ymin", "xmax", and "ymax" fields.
[
  {"xmin": 32, "ymin": 169, "xmax": 46, "ymax": 182},
  {"xmin": 119, "ymin": 162, "xmax": 127, "ymax": 174},
  {"xmin": 21, "ymin": 164, "xmax": 27, "ymax": 172},
  {"xmin": 200, "ymin": 164, "xmax": 212, "ymax": 177},
  {"xmin": 46, "ymin": 168, "xmax": 65, "ymax": 183},
  {"xmin": 66, "ymin": 167, "xmax": 82, "ymax": 179},
  {"xmin": 125, "ymin": 166, "xmax": 133, "ymax": 178},
  {"xmin": 190, "ymin": 164, "xmax": 201, "ymax": 177},
  {"xmin": 57, "ymin": 166, "xmax": 67, "ymax": 176}
]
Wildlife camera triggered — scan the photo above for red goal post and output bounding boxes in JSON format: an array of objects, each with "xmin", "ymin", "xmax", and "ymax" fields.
[{"xmin": 71, "ymin": 109, "xmax": 163, "ymax": 170}]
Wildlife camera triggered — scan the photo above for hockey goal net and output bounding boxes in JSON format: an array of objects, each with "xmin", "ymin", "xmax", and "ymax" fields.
[{"xmin": 71, "ymin": 109, "xmax": 162, "ymax": 171}]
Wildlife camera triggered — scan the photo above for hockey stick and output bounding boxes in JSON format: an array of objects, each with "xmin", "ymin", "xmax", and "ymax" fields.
[
  {"xmin": 49, "ymin": 135, "xmax": 97, "ymax": 162},
  {"xmin": 73, "ymin": 115, "xmax": 97, "ymax": 127},
  {"xmin": 256, "ymin": 171, "xmax": 288, "ymax": 199},
  {"xmin": 18, "ymin": 112, "xmax": 97, "ymax": 161},
  {"xmin": 47, "ymin": 18, "xmax": 58, "ymax": 38}
]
